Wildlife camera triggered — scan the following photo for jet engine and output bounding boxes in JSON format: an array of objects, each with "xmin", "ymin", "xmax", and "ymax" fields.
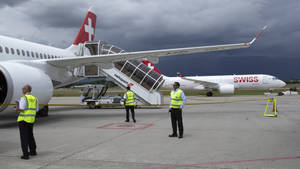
[
  {"xmin": 218, "ymin": 84, "xmax": 235, "ymax": 94},
  {"xmin": 0, "ymin": 62, "xmax": 53, "ymax": 115}
]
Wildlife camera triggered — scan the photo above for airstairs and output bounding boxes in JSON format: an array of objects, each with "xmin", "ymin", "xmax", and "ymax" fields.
[{"xmin": 75, "ymin": 41, "xmax": 164, "ymax": 105}]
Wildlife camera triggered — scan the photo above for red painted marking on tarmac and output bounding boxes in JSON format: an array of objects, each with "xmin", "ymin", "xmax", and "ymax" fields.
[
  {"xmin": 96, "ymin": 123, "xmax": 114, "ymax": 129},
  {"xmin": 97, "ymin": 123, "xmax": 154, "ymax": 130},
  {"xmin": 144, "ymin": 156, "xmax": 300, "ymax": 169},
  {"xmin": 140, "ymin": 123, "xmax": 154, "ymax": 130}
]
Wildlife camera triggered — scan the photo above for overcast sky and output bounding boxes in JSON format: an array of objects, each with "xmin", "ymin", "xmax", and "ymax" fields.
[{"xmin": 0, "ymin": 0, "xmax": 299, "ymax": 79}]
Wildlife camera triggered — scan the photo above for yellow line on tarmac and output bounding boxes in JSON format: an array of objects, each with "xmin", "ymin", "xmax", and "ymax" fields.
[
  {"xmin": 185, "ymin": 98, "xmax": 266, "ymax": 105},
  {"xmin": 0, "ymin": 98, "xmax": 267, "ymax": 107}
]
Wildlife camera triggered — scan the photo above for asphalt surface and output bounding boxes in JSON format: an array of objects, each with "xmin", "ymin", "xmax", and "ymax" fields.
[{"xmin": 1, "ymin": 95, "xmax": 300, "ymax": 169}]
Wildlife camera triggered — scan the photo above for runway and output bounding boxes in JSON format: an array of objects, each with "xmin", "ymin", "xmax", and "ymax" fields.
[{"xmin": 1, "ymin": 95, "xmax": 300, "ymax": 169}]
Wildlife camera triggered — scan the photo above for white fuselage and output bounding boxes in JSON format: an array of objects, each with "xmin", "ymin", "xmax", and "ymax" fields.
[
  {"xmin": 162, "ymin": 74, "xmax": 286, "ymax": 91},
  {"xmin": 0, "ymin": 35, "xmax": 81, "ymax": 87}
]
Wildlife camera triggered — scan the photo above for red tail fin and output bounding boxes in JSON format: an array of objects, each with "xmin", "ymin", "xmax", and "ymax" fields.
[
  {"xmin": 73, "ymin": 7, "xmax": 97, "ymax": 45},
  {"xmin": 142, "ymin": 60, "xmax": 162, "ymax": 75},
  {"xmin": 177, "ymin": 72, "xmax": 184, "ymax": 77}
]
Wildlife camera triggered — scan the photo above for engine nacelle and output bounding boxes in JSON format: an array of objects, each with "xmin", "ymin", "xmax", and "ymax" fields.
[
  {"xmin": 218, "ymin": 84, "xmax": 235, "ymax": 94},
  {"xmin": 0, "ymin": 62, "xmax": 53, "ymax": 113}
]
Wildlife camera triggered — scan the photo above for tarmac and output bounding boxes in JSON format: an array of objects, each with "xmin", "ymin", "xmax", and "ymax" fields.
[{"xmin": 1, "ymin": 95, "xmax": 300, "ymax": 169}]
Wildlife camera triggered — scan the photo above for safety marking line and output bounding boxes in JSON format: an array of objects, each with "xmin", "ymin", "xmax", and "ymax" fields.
[
  {"xmin": 97, "ymin": 123, "xmax": 154, "ymax": 130},
  {"xmin": 186, "ymin": 98, "xmax": 266, "ymax": 105},
  {"xmin": 144, "ymin": 156, "xmax": 300, "ymax": 169},
  {"xmin": 0, "ymin": 98, "xmax": 268, "ymax": 107}
]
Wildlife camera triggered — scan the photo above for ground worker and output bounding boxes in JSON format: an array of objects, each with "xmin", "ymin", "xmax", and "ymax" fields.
[
  {"xmin": 123, "ymin": 86, "xmax": 136, "ymax": 123},
  {"xmin": 169, "ymin": 82, "xmax": 186, "ymax": 139},
  {"xmin": 16, "ymin": 85, "xmax": 38, "ymax": 160}
]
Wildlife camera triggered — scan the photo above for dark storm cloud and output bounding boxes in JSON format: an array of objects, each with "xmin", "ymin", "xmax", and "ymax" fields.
[
  {"xmin": 91, "ymin": 0, "xmax": 300, "ymax": 60},
  {"xmin": 0, "ymin": 0, "xmax": 299, "ymax": 79},
  {"xmin": 23, "ymin": 1, "xmax": 87, "ymax": 28},
  {"xmin": 0, "ymin": 0, "xmax": 29, "ymax": 8}
]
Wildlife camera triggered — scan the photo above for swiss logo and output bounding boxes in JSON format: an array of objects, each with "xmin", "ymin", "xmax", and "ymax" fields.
[{"xmin": 234, "ymin": 76, "xmax": 259, "ymax": 83}]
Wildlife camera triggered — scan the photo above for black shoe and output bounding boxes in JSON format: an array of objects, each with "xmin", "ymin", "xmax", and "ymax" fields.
[
  {"xmin": 133, "ymin": 119, "xmax": 136, "ymax": 123},
  {"xmin": 21, "ymin": 155, "xmax": 29, "ymax": 160},
  {"xmin": 178, "ymin": 135, "xmax": 183, "ymax": 139},
  {"xmin": 168, "ymin": 134, "xmax": 178, "ymax": 137},
  {"xmin": 125, "ymin": 120, "xmax": 129, "ymax": 122},
  {"xmin": 29, "ymin": 151, "xmax": 37, "ymax": 156}
]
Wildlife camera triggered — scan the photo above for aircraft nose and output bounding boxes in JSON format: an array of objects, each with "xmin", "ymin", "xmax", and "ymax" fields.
[{"xmin": 280, "ymin": 80, "xmax": 286, "ymax": 87}]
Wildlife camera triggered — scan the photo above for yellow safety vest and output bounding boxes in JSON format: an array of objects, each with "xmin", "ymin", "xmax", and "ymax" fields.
[
  {"xmin": 17, "ymin": 94, "xmax": 37, "ymax": 123},
  {"xmin": 170, "ymin": 89, "xmax": 183, "ymax": 108},
  {"xmin": 125, "ymin": 91, "xmax": 135, "ymax": 106}
]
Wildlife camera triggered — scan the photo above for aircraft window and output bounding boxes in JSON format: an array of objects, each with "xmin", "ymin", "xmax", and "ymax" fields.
[
  {"xmin": 31, "ymin": 51, "xmax": 34, "ymax": 58},
  {"xmin": 26, "ymin": 51, "xmax": 30, "ymax": 57},
  {"xmin": 44, "ymin": 54, "xmax": 47, "ymax": 59},
  {"xmin": 5, "ymin": 47, "xmax": 9, "ymax": 54},
  {"xmin": 0, "ymin": 46, "xmax": 2, "ymax": 53},
  {"xmin": 35, "ymin": 52, "xmax": 39, "ymax": 58},
  {"xmin": 40, "ymin": 53, "xmax": 43, "ymax": 59},
  {"xmin": 11, "ymin": 48, "xmax": 15, "ymax": 55},
  {"xmin": 22, "ymin": 50, "xmax": 25, "ymax": 56},
  {"xmin": 16, "ymin": 49, "xmax": 20, "ymax": 55},
  {"xmin": 47, "ymin": 54, "xmax": 50, "ymax": 59},
  {"xmin": 51, "ymin": 55, "xmax": 54, "ymax": 58}
]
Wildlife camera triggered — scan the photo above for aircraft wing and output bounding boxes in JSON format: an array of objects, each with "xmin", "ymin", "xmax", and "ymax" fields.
[
  {"xmin": 181, "ymin": 77, "xmax": 219, "ymax": 89},
  {"xmin": 45, "ymin": 26, "xmax": 267, "ymax": 68}
]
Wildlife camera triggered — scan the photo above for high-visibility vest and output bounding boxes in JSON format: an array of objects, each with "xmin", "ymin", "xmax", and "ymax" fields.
[
  {"xmin": 17, "ymin": 94, "xmax": 37, "ymax": 123},
  {"xmin": 125, "ymin": 91, "xmax": 135, "ymax": 106},
  {"xmin": 170, "ymin": 89, "xmax": 183, "ymax": 108}
]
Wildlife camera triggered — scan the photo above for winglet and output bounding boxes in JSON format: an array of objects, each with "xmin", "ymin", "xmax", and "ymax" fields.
[{"xmin": 248, "ymin": 25, "xmax": 268, "ymax": 45}]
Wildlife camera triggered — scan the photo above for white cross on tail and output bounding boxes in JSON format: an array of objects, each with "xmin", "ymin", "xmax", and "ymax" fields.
[
  {"xmin": 147, "ymin": 63, "xmax": 154, "ymax": 70},
  {"xmin": 84, "ymin": 18, "xmax": 94, "ymax": 41}
]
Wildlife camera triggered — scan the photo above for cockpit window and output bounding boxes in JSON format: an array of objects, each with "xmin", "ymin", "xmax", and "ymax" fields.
[{"xmin": 272, "ymin": 77, "xmax": 278, "ymax": 80}]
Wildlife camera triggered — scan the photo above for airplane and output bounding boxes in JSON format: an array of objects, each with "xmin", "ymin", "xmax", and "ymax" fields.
[
  {"xmin": 0, "ymin": 7, "xmax": 265, "ymax": 116},
  {"xmin": 142, "ymin": 60, "xmax": 286, "ymax": 96}
]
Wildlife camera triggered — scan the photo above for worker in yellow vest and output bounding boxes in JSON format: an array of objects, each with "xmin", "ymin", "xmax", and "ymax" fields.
[
  {"xmin": 16, "ymin": 85, "xmax": 39, "ymax": 160},
  {"xmin": 169, "ymin": 82, "xmax": 186, "ymax": 139},
  {"xmin": 123, "ymin": 86, "xmax": 136, "ymax": 123}
]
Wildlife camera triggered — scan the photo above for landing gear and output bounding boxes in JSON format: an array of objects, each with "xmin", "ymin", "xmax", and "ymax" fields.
[
  {"xmin": 37, "ymin": 106, "xmax": 48, "ymax": 117},
  {"xmin": 206, "ymin": 91, "xmax": 213, "ymax": 97}
]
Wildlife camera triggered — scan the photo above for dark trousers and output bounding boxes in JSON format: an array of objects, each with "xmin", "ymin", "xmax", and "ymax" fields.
[
  {"xmin": 170, "ymin": 108, "xmax": 184, "ymax": 136},
  {"xmin": 125, "ymin": 106, "xmax": 135, "ymax": 121},
  {"xmin": 18, "ymin": 121, "xmax": 36, "ymax": 156}
]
